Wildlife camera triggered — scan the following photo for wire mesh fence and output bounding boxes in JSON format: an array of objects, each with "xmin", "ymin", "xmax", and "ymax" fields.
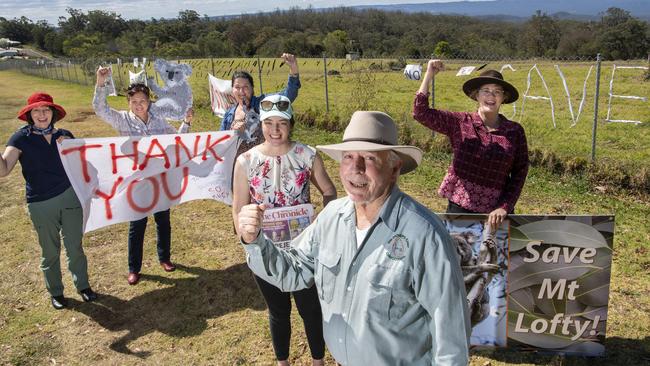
[{"xmin": 1, "ymin": 52, "xmax": 648, "ymax": 165}]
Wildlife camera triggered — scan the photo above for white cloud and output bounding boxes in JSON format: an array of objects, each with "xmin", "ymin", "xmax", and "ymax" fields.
[{"xmin": 1, "ymin": 0, "xmax": 456, "ymax": 24}]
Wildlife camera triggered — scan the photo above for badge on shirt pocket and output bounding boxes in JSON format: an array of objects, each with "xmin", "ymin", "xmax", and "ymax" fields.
[{"xmin": 384, "ymin": 234, "xmax": 409, "ymax": 260}]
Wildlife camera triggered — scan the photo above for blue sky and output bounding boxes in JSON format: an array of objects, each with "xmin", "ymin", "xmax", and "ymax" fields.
[{"xmin": 0, "ymin": 0, "xmax": 471, "ymax": 25}]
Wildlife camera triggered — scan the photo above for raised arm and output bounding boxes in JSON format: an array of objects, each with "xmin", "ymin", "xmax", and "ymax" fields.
[
  {"xmin": 412, "ymin": 59, "xmax": 464, "ymax": 137},
  {"xmin": 278, "ymin": 53, "xmax": 301, "ymax": 102},
  {"xmin": 0, "ymin": 146, "xmax": 21, "ymax": 177},
  {"xmin": 310, "ymin": 154, "xmax": 337, "ymax": 207},
  {"xmin": 93, "ymin": 66, "xmax": 128, "ymax": 130},
  {"xmin": 417, "ymin": 59, "xmax": 444, "ymax": 94}
]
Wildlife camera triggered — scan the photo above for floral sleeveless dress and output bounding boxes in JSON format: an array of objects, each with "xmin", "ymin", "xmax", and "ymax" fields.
[{"xmin": 237, "ymin": 142, "xmax": 316, "ymax": 207}]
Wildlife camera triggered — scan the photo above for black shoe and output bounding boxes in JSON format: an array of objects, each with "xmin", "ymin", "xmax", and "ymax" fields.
[
  {"xmin": 79, "ymin": 288, "xmax": 98, "ymax": 302},
  {"xmin": 51, "ymin": 295, "xmax": 68, "ymax": 310}
]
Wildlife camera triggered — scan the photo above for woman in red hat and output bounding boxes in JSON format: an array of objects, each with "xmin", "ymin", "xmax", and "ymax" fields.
[
  {"xmin": 412, "ymin": 60, "xmax": 529, "ymax": 228},
  {"xmin": 0, "ymin": 92, "xmax": 97, "ymax": 310}
]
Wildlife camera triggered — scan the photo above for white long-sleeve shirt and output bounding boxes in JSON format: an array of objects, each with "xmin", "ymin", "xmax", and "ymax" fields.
[{"xmin": 93, "ymin": 85, "xmax": 190, "ymax": 136}]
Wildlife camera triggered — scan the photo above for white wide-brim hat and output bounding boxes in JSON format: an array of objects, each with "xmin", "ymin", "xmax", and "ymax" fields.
[{"xmin": 317, "ymin": 111, "xmax": 423, "ymax": 174}]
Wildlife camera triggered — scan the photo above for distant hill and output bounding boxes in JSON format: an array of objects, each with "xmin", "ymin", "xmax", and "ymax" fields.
[{"xmin": 352, "ymin": 0, "xmax": 650, "ymax": 21}]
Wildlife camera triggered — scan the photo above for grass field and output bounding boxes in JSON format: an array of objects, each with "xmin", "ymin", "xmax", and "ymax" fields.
[{"xmin": 0, "ymin": 70, "xmax": 648, "ymax": 365}]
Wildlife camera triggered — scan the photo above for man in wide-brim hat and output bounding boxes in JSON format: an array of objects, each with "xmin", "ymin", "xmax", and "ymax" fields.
[{"xmin": 238, "ymin": 111, "xmax": 471, "ymax": 365}]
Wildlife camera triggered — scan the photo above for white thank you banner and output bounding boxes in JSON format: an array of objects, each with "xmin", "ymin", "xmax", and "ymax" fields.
[{"xmin": 59, "ymin": 131, "xmax": 239, "ymax": 232}]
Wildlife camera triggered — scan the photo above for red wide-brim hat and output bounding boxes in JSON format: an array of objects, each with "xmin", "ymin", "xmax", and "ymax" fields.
[{"xmin": 16, "ymin": 92, "xmax": 67, "ymax": 122}]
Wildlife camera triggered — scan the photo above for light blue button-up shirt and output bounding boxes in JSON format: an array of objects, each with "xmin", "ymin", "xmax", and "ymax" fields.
[{"xmin": 243, "ymin": 186, "xmax": 471, "ymax": 365}]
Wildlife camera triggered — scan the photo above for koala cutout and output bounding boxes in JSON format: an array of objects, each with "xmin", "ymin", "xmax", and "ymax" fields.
[{"xmin": 148, "ymin": 59, "xmax": 193, "ymax": 120}]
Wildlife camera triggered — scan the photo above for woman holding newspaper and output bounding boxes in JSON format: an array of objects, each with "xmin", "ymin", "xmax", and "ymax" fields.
[
  {"xmin": 1, "ymin": 92, "xmax": 97, "ymax": 309},
  {"xmin": 94, "ymin": 66, "xmax": 193, "ymax": 286},
  {"xmin": 412, "ymin": 59, "xmax": 529, "ymax": 228},
  {"xmin": 232, "ymin": 95, "xmax": 336, "ymax": 366},
  {"xmin": 220, "ymin": 53, "xmax": 300, "ymax": 157}
]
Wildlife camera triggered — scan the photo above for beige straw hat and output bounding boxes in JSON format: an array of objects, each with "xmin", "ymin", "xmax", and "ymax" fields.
[{"xmin": 317, "ymin": 111, "xmax": 422, "ymax": 174}]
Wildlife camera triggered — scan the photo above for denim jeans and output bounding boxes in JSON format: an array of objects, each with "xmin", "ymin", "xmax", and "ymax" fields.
[{"xmin": 127, "ymin": 209, "xmax": 171, "ymax": 273}]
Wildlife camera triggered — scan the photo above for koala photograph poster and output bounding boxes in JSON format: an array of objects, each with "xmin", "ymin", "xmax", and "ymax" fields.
[
  {"xmin": 443, "ymin": 217, "xmax": 509, "ymax": 347},
  {"xmin": 439, "ymin": 214, "xmax": 614, "ymax": 357}
]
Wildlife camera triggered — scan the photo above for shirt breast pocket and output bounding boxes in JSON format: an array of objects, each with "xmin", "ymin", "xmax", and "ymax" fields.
[
  {"xmin": 317, "ymin": 251, "xmax": 341, "ymax": 304},
  {"xmin": 366, "ymin": 264, "xmax": 413, "ymax": 322}
]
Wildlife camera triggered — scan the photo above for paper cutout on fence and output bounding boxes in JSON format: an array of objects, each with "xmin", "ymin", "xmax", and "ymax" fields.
[
  {"xmin": 58, "ymin": 131, "xmax": 239, "ymax": 232},
  {"xmin": 403, "ymin": 64, "xmax": 422, "ymax": 80},
  {"xmin": 555, "ymin": 65, "xmax": 593, "ymax": 127},
  {"xmin": 208, "ymin": 73, "xmax": 236, "ymax": 118},
  {"xmin": 117, "ymin": 58, "xmax": 122, "ymax": 66},
  {"xmin": 499, "ymin": 66, "xmax": 517, "ymax": 120},
  {"xmin": 147, "ymin": 59, "xmax": 193, "ymax": 121},
  {"xmin": 141, "ymin": 57, "xmax": 147, "ymax": 69},
  {"xmin": 133, "ymin": 58, "xmax": 139, "ymax": 68},
  {"xmin": 457, "ymin": 66, "xmax": 476, "ymax": 76},
  {"xmin": 129, "ymin": 69, "xmax": 147, "ymax": 86},
  {"xmin": 106, "ymin": 65, "xmax": 117, "ymax": 97},
  {"xmin": 606, "ymin": 65, "xmax": 648, "ymax": 125},
  {"xmin": 520, "ymin": 64, "xmax": 556, "ymax": 128},
  {"xmin": 500, "ymin": 64, "xmax": 516, "ymax": 73}
]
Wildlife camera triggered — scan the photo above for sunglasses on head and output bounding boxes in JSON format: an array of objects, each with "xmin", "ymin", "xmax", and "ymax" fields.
[
  {"xmin": 260, "ymin": 100, "xmax": 290, "ymax": 112},
  {"xmin": 127, "ymin": 84, "xmax": 150, "ymax": 95}
]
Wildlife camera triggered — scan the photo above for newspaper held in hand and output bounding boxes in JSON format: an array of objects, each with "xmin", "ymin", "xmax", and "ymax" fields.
[{"xmin": 262, "ymin": 204, "xmax": 314, "ymax": 251}]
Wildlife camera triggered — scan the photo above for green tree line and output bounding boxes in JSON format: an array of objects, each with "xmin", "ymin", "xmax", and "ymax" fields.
[{"xmin": 1, "ymin": 7, "xmax": 648, "ymax": 60}]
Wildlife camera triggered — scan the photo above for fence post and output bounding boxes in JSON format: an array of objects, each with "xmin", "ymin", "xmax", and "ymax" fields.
[
  {"xmin": 323, "ymin": 53, "xmax": 330, "ymax": 113},
  {"xmin": 591, "ymin": 53, "xmax": 602, "ymax": 163},
  {"xmin": 65, "ymin": 60, "xmax": 73, "ymax": 83},
  {"xmin": 115, "ymin": 60, "xmax": 124, "ymax": 89},
  {"xmin": 72, "ymin": 60, "xmax": 80, "ymax": 84},
  {"xmin": 154, "ymin": 57, "xmax": 160, "ymax": 85},
  {"xmin": 430, "ymin": 74, "xmax": 435, "ymax": 108},
  {"xmin": 53, "ymin": 62, "xmax": 60, "ymax": 80},
  {"xmin": 58, "ymin": 62, "xmax": 64, "ymax": 81},
  {"xmin": 210, "ymin": 56, "xmax": 215, "ymax": 76},
  {"xmin": 257, "ymin": 55, "xmax": 263, "ymax": 95}
]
